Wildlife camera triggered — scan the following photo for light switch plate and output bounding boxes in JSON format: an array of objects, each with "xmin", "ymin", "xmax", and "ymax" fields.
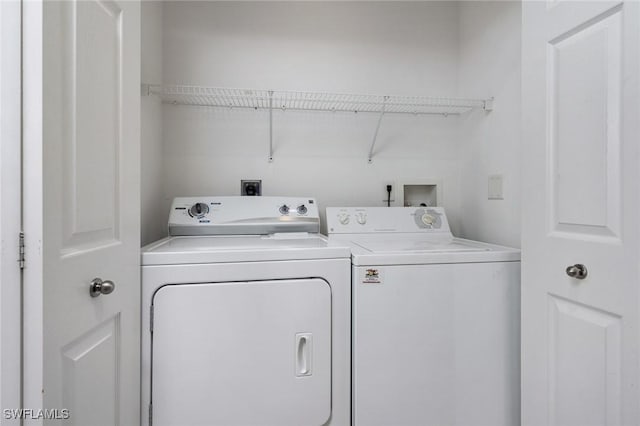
[{"xmin": 488, "ymin": 174, "xmax": 504, "ymax": 200}]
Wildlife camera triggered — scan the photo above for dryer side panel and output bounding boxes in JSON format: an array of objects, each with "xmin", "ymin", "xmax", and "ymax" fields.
[{"xmin": 151, "ymin": 279, "xmax": 332, "ymax": 426}]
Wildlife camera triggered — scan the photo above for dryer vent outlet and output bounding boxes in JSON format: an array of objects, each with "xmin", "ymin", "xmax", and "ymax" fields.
[{"xmin": 241, "ymin": 180, "xmax": 262, "ymax": 196}]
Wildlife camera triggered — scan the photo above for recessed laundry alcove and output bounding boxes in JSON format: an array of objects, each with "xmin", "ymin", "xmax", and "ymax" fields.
[{"xmin": 141, "ymin": 1, "xmax": 522, "ymax": 249}]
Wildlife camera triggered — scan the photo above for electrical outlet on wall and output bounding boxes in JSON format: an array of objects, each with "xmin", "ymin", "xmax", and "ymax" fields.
[
  {"xmin": 241, "ymin": 180, "xmax": 262, "ymax": 196},
  {"xmin": 382, "ymin": 181, "xmax": 395, "ymax": 206}
]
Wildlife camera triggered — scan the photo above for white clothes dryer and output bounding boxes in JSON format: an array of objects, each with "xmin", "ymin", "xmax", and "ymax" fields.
[
  {"xmin": 326, "ymin": 206, "xmax": 521, "ymax": 426},
  {"xmin": 142, "ymin": 197, "xmax": 351, "ymax": 426}
]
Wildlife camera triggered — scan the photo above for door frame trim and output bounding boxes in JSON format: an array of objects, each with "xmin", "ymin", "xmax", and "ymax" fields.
[
  {"xmin": 1, "ymin": 0, "xmax": 23, "ymax": 422},
  {"xmin": 21, "ymin": 0, "xmax": 44, "ymax": 423}
]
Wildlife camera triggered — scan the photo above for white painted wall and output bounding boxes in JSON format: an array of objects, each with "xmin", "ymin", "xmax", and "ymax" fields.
[
  {"xmin": 160, "ymin": 1, "xmax": 464, "ymax": 234},
  {"xmin": 457, "ymin": 1, "xmax": 522, "ymax": 247},
  {"xmin": 141, "ymin": 1, "xmax": 166, "ymax": 244}
]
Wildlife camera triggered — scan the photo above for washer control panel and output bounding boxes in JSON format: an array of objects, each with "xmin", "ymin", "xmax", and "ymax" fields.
[
  {"xmin": 169, "ymin": 196, "xmax": 319, "ymax": 236},
  {"xmin": 326, "ymin": 206, "xmax": 450, "ymax": 234}
]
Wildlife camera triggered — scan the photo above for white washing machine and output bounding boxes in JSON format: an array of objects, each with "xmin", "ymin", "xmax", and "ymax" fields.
[
  {"xmin": 142, "ymin": 197, "xmax": 351, "ymax": 426},
  {"xmin": 326, "ymin": 206, "xmax": 521, "ymax": 426}
]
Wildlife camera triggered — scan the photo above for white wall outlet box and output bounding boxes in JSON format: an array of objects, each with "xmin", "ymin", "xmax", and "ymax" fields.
[
  {"xmin": 403, "ymin": 184, "xmax": 438, "ymax": 207},
  {"xmin": 488, "ymin": 174, "xmax": 504, "ymax": 200},
  {"xmin": 398, "ymin": 180, "xmax": 442, "ymax": 207}
]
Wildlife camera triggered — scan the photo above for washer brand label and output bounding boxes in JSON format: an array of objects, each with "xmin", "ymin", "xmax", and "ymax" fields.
[{"xmin": 362, "ymin": 268, "xmax": 382, "ymax": 284}]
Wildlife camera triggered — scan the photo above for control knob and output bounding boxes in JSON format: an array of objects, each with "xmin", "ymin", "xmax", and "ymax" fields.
[
  {"xmin": 356, "ymin": 212, "xmax": 367, "ymax": 225},
  {"xmin": 421, "ymin": 213, "xmax": 435, "ymax": 226},
  {"xmin": 338, "ymin": 213, "xmax": 350, "ymax": 225},
  {"xmin": 190, "ymin": 202, "xmax": 209, "ymax": 218},
  {"xmin": 279, "ymin": 205, "xmax": 290, "ymax": 215},
  {"xmin": 296, "ymin": 205, "xmax": 308, "ymax": 215}
]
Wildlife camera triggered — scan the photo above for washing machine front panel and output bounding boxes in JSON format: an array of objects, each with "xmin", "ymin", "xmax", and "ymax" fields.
[
  {"xmin": 352, "ymin": 262, "xmax": 520, "ymax": 426},
  {"xmin": 152, "ymin": 278, "xmax": 332, "ymax": 426}
]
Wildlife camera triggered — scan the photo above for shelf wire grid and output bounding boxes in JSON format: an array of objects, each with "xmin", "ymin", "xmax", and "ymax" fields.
[{"xmin": 150, "ymin": 85, "xmax": 488, "ymax": 116}]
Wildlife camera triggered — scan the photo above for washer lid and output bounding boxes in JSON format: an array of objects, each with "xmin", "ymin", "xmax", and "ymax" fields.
[
  {"xmin": 336, "ymin": 234, "xmax": 520, "ymax": 266},
  {"xmin": 142, "ymin": 234, "xmax": 351, "ymax": 265},
  {"xmin": 353, "ymin": 237, "xmax": 491, "ymax": 254}
]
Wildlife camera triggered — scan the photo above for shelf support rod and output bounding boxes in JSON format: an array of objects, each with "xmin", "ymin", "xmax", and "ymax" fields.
[
  {"xmin": 268, "ymin": 91, "xmax": 274, "ymax": 162},
  {"xmin": 483, "ymin": 97, "xmax": 494, "ymax": 111},
  {"xmin": 368, "ymin": 96, "xmax": 388, "ymax": 164},
  {"xmin": 141, "ymin": 83, "xmax": 151, "ymax": 96}
]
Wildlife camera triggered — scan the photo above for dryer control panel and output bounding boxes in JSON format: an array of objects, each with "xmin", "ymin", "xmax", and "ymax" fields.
[
  {"xmin": 169, "ymin": 196, "xmax": 320, "ymax": 236},
  {"xmin": 326, "ymin": 206, "xmax": 450, "ymax": 234}
]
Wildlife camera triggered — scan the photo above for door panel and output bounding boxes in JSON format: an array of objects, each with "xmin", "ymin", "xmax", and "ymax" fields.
[
  {"xmin": 152, "ymin": 279, "xmax": 332, "ymax": 426},
  {"xmin": 42, "ymin": 0, "xmax": 140, "ymax": 424},
  {"xmin": 61, "ymin": 0, "xmax": 122, "ymax": 253},
  {"xmin": 61, "ymin": 316, "xmax": 121, "ymax": 426},
  {"xmin": 522, "ymin": 1, "xmax": 639, "ymax": 425},
  {"xmin": 548, "ymin": 296, "xmax": 621, "ymax": 426},
  {"xmin": 548, "ymin": 5, "xmax": 622, "ymax": 239}
]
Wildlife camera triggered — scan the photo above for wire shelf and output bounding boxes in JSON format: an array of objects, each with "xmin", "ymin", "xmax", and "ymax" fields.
[
  {"xmin": 143, "ymin": 84, "xmax": 493, "ymax": 163},
  {"xmin": 147, "ymin": 85, "xmax": 491, "ymax": 116}
]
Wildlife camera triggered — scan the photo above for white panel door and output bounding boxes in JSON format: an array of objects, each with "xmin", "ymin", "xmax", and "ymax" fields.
[
  {"xmin": 41, "ymin": 1, "xmax": 140, "ymax": 425},
  {"xmin": 152, "ymin": 279, "xmax": 332, "ymax": 426},
  {"xmin": 522, "ymin": 1, "xmax": 640, "ymax": 425}
]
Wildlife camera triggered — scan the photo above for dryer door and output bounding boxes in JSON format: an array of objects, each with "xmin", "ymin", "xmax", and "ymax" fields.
[{"xmin": 151, "ymin": 278, "xmax": 331, "ymax": 426}]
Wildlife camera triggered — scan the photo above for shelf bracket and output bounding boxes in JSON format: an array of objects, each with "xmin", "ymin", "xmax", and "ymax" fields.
[
  {"xmin": 268, "ymin": 90, "xmax": 274, "ymax": 162},
  {"xmin": 368, "ymin": 96, "xmax": 388, "ymax": 164},
  {"xmin": 141, "ymin": 83, "xmax": 161, "ymax": 97},
  {"xmin": 483, "ymin": 97, "xmax": 494, "ymax": 112}
]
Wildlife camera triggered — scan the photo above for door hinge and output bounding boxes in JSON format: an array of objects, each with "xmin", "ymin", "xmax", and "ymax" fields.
[
  {"xmin": 18, "ymin": 232, "xmax": 25, "ymax": 269},
  {"xmin": 148, "ymin": 403, "xmax": 152, "ymax": 425},
  {"xmin": 150, "ymin": 305, "xmax": 154, "ymax": 333}
]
